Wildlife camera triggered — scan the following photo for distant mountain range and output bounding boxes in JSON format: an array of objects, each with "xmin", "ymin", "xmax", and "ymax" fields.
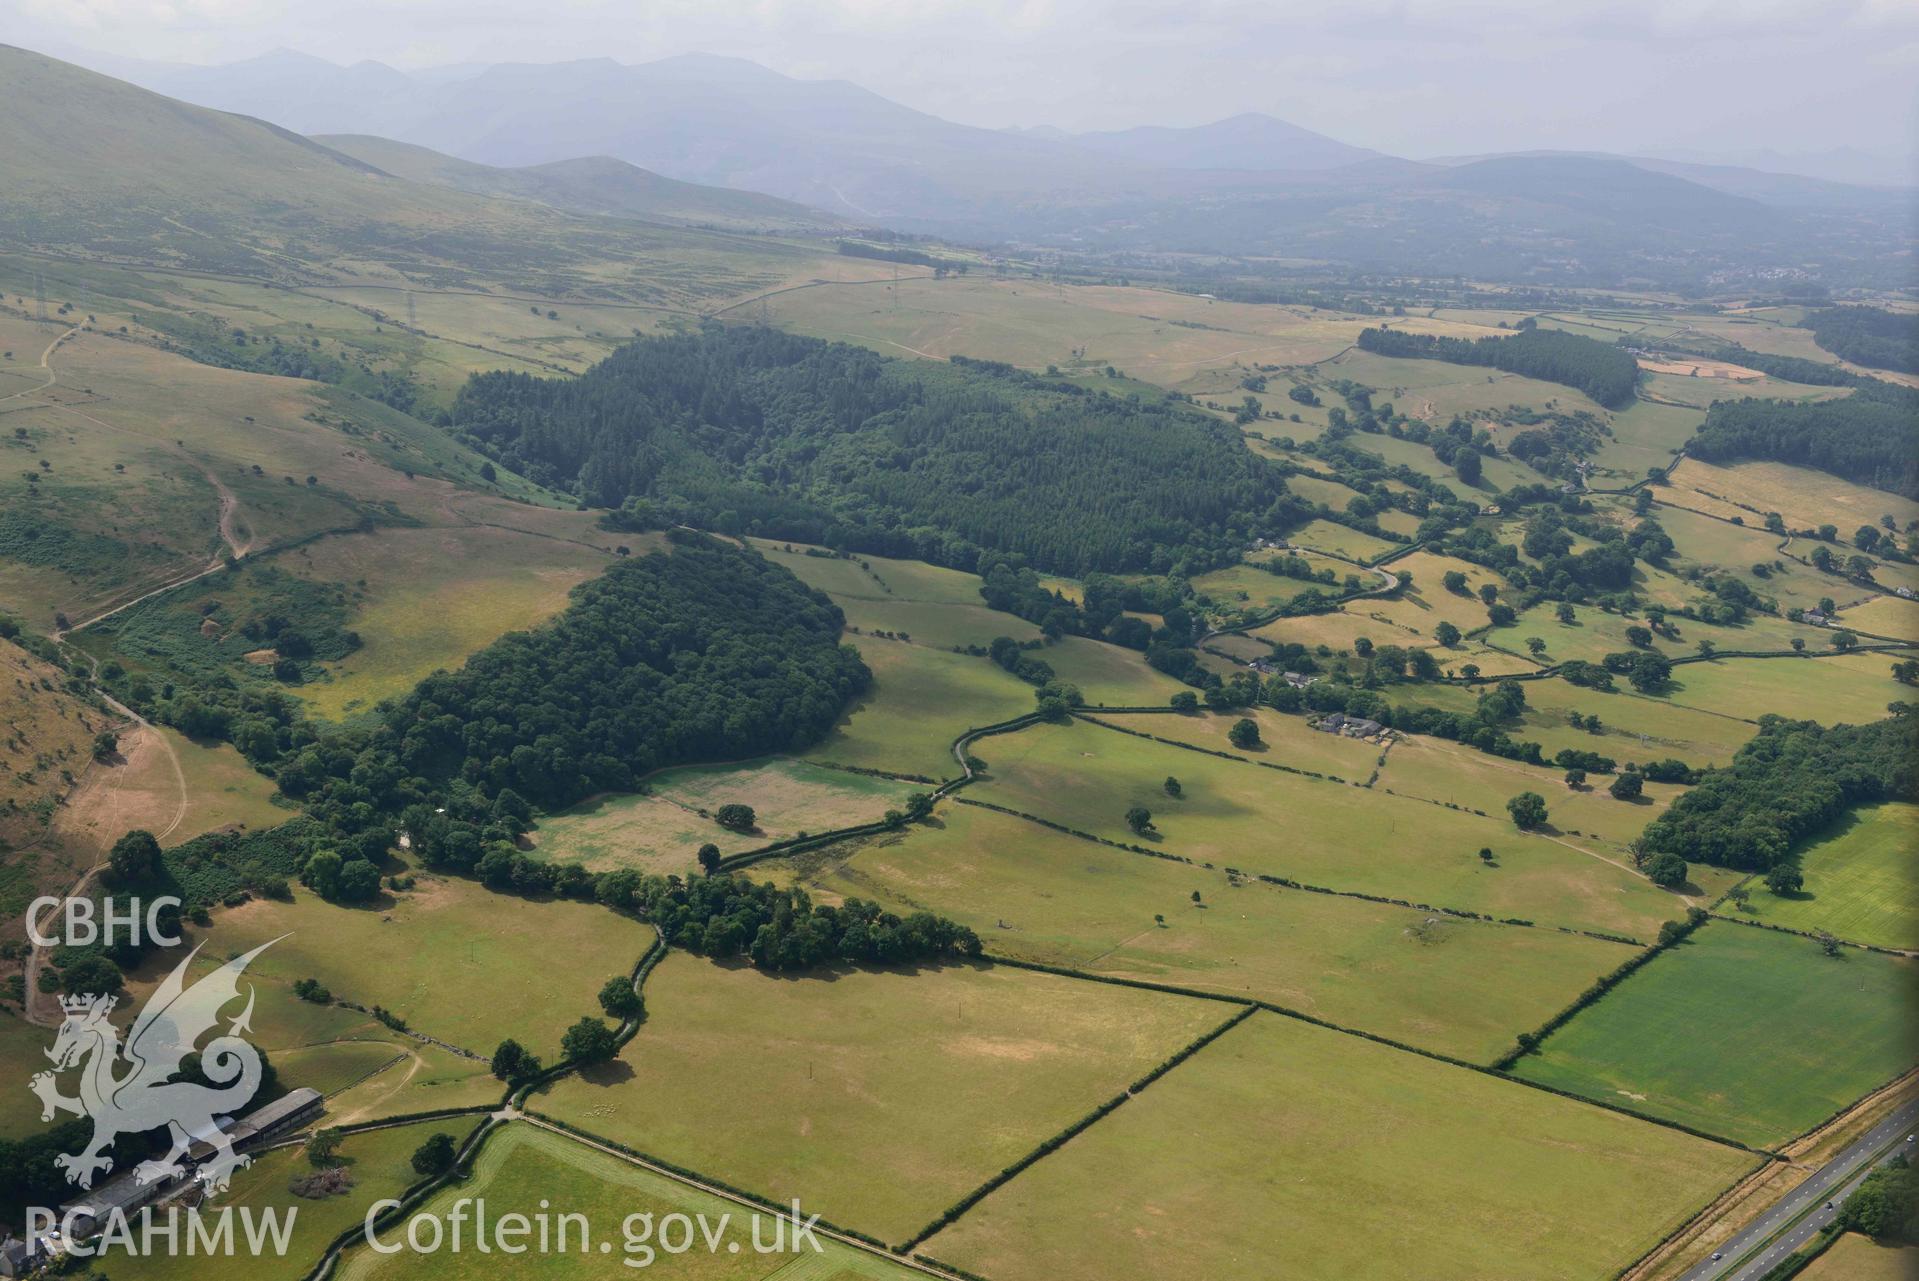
[
  {"xmin": 12, "ymin": 44, "xmax": 1910, "ymax": 290},
  {"xmin": 316, "ymin": 134, "xmax": 841, "ymax": 232},
  {"xmin": 0, "ymin": 45, "xmax": 841, "ymax": 298}
]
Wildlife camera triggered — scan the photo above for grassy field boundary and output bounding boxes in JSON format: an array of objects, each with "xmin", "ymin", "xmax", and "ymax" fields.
[
  {"xmin": 951, "ymin": 793, "xmax": 1646, "ymax": 946},
  {"xmin": 1707, "ymin": 906, "xmax": 1916, "ymax": 957},
  {"xmin": 300, "ymin": 1112, "xmax": 506, "ymax": 1281},
  {"xmin": 1074, "ymin": 710, "xmax": 1359, "ymax": 785},
  {"xmin": 892, "ymin": 1005, "xmax": 1258, "ymax": 1253},
  {"xmin": 523, "ymin": 1112, "xmax": 893, "ymax": 1250},
  {"xmin": 1492, "ymin": 910, "xmax": 1706, "ymax": 1073},
  {"xmin": 981, "ymin": 953, "xmax": 1758, "ymax": 1149}
]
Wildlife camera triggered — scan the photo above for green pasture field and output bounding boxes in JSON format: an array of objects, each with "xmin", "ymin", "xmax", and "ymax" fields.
[
  {"xmin": 102, "ymin": 1118, "xmax": 483, "ymax": 1281},
  {"xmin": 790, "ymin": 803, "xmax": 1635, "ymax": 1062},
  {"xmin": 1096, "ymin": 707, "xmax": 1382, "ymax": 779},
  {"xmin": 1405, "ymin": 677, "xmax": 1760, "ymax": 767},
  {"xmin": 1799, "ymin": 1233, "xmax": 1919, "ymax": 1281},
  {"xmin": 174, "ymin": 872, "xmax": 655, "ymax": 1056},
  {"xmin": 800, "ymin": 640, "xmax": 1033, "ymax": 780},
  {"xmin": 1649, "ymin": 505, "xmax": 1840, "ymax": 613},
  {"xmin": 280, "ymin": 526, "xmax": 616, "ymax": 720},
  {"xmin": 1515, "ymin": 921, "xmax": 1919, "ymax": 1147},
  {"xmin": 1662, "ymin": 651, "xmax": 1912, "ymax": 726},
  {"xmin": 1739, "ymin": 803, "xmax": 1918, "ymax": 950},
  {"xmin": 538, "ymin": 951, "xmax": 1225, "ymax": 1245},
  {"xmin": 1375, "ymin": 733, "xmax": 1679, "ymax": 861},
  {"xmin": 1284, "ymin": 519, "xmax": 1398, "ymax": 561},
  {"xmin": 341, "ymin": 1122, "xmax": 926, "ymax": 1281},
  {"xmin": 1497, "ymin": 601, "xmax": 1824, "ymax": 668},
  {"xmin": 1836, "ymin": 593, "xmax": 1919, "ymax": 642},
  {"xmin": 42, "ymin": 723, "xmax": 288, "ymax": 869},
  {"xmin": 1360, "ymin": 550, "xmax": 1510, "ymax": 639},
  {"xmin": 1591, "ymin": 399, "xmax": 1700, "ymax": 479},
  {"xmin": 747, "ymin": 539, "xmax": 1046, "ymax": 650},
  {"xmin": 1250, "ymin": 603, "xmax": 1429, "ymax": 655},
  {"xmin": 925, "ymin": 1010, "xmax": 1756, "ymax": 1281},
  {"xmin": 1283, "ymin": 472, "xmax": 1364, "ymax": 511},
  {"xmin": 1190, "ymin": 553, "xmax": 1347, "ymax": 618},
  {"xmin": 1340, "ymin": 427, "xmax": 1539, "ymax": 493},
  {"xmin": 972, "ymin": 718, "xmax": 1691, "ymax": 938},
  {"xmin": 0, "ymin": 310, "xmax": 565, "ymax": 625},
  {"xmin": 1639, "ymin": 371, "xmax": 1850, "ymax": 411},
  {"xmin": 1665, "ymin": 458, "xmax": 1919, "ymax": 537},
  {"xmin": 529, "ymin": 759, "xmax": 921, "ymax": 874},
  {"xmin": 762, "ymin": 276, "xmax": 1475, "ymax": 392},
  {"xmin": 1317, "ymin": 347, "xmax": 1611, "ymax": 419},
  {"xmin": 1040, "ymin": 637, "xmax": 1188, "ymax": 706}
]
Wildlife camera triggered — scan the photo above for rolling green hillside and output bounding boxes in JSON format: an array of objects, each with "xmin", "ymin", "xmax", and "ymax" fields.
[
  {"xmin": 0, "ymin": 44, "xmax": 837, "ymax": 303},
  {"xmin": 317, "ymin": 134, "xmax": 843, "ymax": 233}
]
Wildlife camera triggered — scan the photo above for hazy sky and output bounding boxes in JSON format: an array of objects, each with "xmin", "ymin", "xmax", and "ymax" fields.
[{"xmin": 8, "ymin": 0, "xmax": 1916, "ymax": 161}]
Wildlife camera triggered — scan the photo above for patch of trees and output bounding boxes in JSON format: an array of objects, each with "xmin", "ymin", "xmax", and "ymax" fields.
[
  {"xmin": 1806, "ymin": 305, "xmax": 1919, "ymax": 375},
  {"xmin": 450, "ymin": 325, "xmax": 1296, "ymax": 576},
  {"xmin": 1638, "ymin": 709, "xmax": 1917, "ymax": 872},
  {"xmin": 317, "ymin": 538, "xmax": 867, "ymax": 815},
  {"xmin": 600, "ymin": 873, "xmax": 981, "ymax": 971},
  {"xmin": 1356, "ymin": 326, "xmax": 1639, "ymax": 408},
  {"xmin": 1686, "ymin": 379, "xmax": 1919, "ymax": 500},
  {"xmin": 1839, "ymin": 1157, "xmax": 1919, "ymax": 1242},
  {"xmin": 835, "ymin": 241, "xmax": 968, "ymax": 272}
]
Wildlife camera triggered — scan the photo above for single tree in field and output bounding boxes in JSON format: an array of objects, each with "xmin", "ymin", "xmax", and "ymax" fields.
[
  {"xmin": 696, "ymin": 843, "xmax": 722, "ymax": 875},
  {"xmin": 107, "ymin": 829, "xmax": 163, "ymax": 884},
  {"xmin": 714, "ymin": 803, "xmax": 756, "ymax": 832},
  {"xmin": 1624, "ymin": 625, "xmax": 1653, "ymax": 648},
  {"xmin": 1478, "ymin": 582, "xmax": 1499, "ymax": 606},
  {"xmin": 92, "ymin": 730, "xmax": 118, "ymax": 761},
  {"xmin": 1765, "ymin": 864, "xmax": 1804, "ymax": 896},
  {"xmin": 1442, "ymin": 571, "xmax": 1469, "ymax": 595},
  {"xmin": 561, "ymin": 1017, "xmax": 618, "ymax": 1065},
  {"xmin": 1228, "ymin": 717, "xmax": 1261, "ymax": 749},
  {"xmin": 1727, "ymin": 885, "xmax": 1751, "ymax": 912},
  {"xmin": 410, "ymin": 1133, "xmax": 458, "ymax": 1177},
  {"xmin": 1563, "ymin": 768, "xmax": 1586, "ymax": 789},
  {"xmin": 1609, "ymin": 772, "xmax": 1644, "ymax": 801},
  {"xmin": 1125, "ymin": 805, "xmax": 1155, "ymax": 835},
  {"xmin": 1477, "ymin": 847, "xmax": 1494, "ymax": 863},
  {"xmin": 1153, "ymin": 913, "xmax": 1166, "ymax": 927},
  {"xmin": 490, "ymin": 1039, "xmax": 541, "ymax": 1083},
  {"xmin": 1163, "ymin": 776, "xmax": 1182, "ymax": 798},
  {"xmin": 1525, "ymin": 636, "xmax": 1547, "ymax": 657},
  {"xmin": 1816, "ymin": 930, "xmax": 1841, "ymax": 958},
  {"xmin": 1190, "ymin": 890, "xmax": 1202, "ymax": 905},
  {"xmin": 1645, "ymin": 851, "xmax": 1688, "ymax": 888},
  {"xmin": 1555, "ymin": 602, "xmax": 1576, "ymax": 624},
  {"xmin": 1505, "ymin": 791, "xmax": 1549, "ymax": 830},
  {"xmin": 1433, "ymin": 621, "xmax": 1461, "ymax": 647},
  {"xmin": 305, "ymin": 1128, "xmax": 343, "ymax": 1168},
  {"xmin": 599, "ymin": 975, "xmax": 643, "ymax": 1021}
]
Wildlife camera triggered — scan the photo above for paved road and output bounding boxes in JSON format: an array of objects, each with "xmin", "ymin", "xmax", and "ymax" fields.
[{"xmin": 1679, "ymin": 1097, "xmax": 1919, "ymax": 1281}]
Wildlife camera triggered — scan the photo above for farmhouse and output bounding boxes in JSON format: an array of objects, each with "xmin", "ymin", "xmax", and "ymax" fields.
[
  {"xmin": 1, "ymin": 1233, "xmax": 49, "ymax": 1278},
  {"xmin": 1313, "ymin": 711, "xmax": 1385, "ymax": 739}
]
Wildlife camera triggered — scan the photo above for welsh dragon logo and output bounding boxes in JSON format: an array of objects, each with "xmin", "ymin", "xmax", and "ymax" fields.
[{"xmin": 29, "ymin": 938, "xmax": 283, "ymax": 1194}]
